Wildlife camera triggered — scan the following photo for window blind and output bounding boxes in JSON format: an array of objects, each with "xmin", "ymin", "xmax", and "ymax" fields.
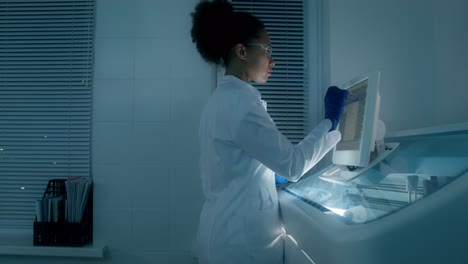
[
  {"xmin": 0, "ymin": 0, "xmax": 95, "ymax": 229},
  {"xmin": 231, "ymin": 0, "xmax": 306, "ymax": 144}
]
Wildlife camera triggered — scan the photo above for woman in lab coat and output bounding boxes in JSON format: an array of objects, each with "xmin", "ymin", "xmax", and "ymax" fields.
[{"xmin": 191, "ymin": 1, "xmax": 347, "ymax": 263}]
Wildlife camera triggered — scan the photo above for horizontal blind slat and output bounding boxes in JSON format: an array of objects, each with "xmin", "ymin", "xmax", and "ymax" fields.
[{"xmin": 0, "ymin": 0, "xmax": 94, "ymax": 229}]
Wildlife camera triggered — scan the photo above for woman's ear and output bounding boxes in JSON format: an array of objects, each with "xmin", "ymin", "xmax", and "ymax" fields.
[{"xmin": 234, "ymin": 43, "xmax": 248, "ymax": 61}]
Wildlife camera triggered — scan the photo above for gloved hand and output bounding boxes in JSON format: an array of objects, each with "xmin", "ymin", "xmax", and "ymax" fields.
[
  {"xmin": 275, "ymin": 173, "xmax": 289, "ymax": 185},
  {"xmin": 324, "ymin": 86, "xmax": 349, "ymax": 131}
]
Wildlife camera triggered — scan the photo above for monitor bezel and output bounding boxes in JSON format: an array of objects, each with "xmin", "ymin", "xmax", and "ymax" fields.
[{"xmin": 332, "ymin": 71, "xmax": 381, "ymax": 167}]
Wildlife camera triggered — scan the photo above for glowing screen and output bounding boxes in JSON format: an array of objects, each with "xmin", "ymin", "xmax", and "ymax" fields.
[{"xmin": 336, "ymin": 79, "xmax": 368, "ymax": 151}]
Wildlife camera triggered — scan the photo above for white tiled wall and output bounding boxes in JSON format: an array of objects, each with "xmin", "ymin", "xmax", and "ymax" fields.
[{"xmin": 91, "ymin": 0, "xmax": 212, "ymax": 263}]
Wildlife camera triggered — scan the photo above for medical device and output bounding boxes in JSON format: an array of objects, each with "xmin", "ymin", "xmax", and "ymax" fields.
[
  {"xmin": 280, "ymin": 72, "xmax": 468, "ymax": 264},
  {"xmin": 320, "ymin": 72, "xmax": 398, "ymax": 182},
  {"xmin": 281, "ymin": 124, "xmax": 468, "ymax": 264}
]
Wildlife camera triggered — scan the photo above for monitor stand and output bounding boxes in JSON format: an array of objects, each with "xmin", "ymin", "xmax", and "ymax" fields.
[{"xmin": 319, "ymin": 142, "xmax": 400, "ymax": 183}]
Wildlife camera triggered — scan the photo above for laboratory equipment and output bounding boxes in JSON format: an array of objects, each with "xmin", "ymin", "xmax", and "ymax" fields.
[
  {"xmin": 321, "ymin": 72, "xmax": 399, "ymax": 182},
  {"xmin": 280, "ymin": 124, "xmax": 468, "ymax": 264}
]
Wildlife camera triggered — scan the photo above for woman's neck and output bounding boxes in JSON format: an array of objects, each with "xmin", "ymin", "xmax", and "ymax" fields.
[{"xmin": 225, "ymin": 64, "xmax": 250, "ymax": 83}]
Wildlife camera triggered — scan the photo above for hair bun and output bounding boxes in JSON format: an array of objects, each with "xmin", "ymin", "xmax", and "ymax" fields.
[
  {"xmin": 191, "ymin": 0, "xmax": 235, "ymax": 65},
  {"xmin": 191, "ymin": 0, "xmax": 265, "ymax": 66}
]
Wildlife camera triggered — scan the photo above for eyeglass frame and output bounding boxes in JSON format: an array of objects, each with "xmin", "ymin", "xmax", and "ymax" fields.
[{"xmin": 244, "ymin": 43, "xmax": 273, "ymax": 57}]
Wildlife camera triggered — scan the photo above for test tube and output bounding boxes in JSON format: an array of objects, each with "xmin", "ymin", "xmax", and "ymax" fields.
[{"xmin": 406, "ymin": 175, "xmax": 419, "ymax": 203}]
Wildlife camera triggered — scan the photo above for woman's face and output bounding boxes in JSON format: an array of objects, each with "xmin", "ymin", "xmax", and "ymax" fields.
[{"xmin": 244, "ymin": 30, "xmax": 275, "ymax": 84}]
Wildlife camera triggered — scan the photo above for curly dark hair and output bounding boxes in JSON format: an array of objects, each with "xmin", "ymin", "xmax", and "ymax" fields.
[{"xmin": 191, "ymin": 0, "xmax": 265, "ymax": 66}]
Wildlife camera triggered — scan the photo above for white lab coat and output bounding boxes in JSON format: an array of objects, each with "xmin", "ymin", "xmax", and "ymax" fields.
[{"xmin": 197, "ymin": 75, "xmax": 341, "ymax": 264}]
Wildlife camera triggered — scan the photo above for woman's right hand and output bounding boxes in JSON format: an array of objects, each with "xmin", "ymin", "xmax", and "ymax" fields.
[{"xmin": 324, "ymin": 86, "xmax": 349, "ymax": 131}]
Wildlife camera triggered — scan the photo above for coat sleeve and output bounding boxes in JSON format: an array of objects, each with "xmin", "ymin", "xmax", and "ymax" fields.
[{"xmin": 232, "ymin": 100, "xmax": 341, "ymax": 182}]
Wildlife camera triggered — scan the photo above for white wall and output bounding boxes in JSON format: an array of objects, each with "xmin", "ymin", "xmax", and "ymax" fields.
[
  {"xmin": 321, "ymin": 0, "xmax": 468, "ymax": 132},
  {"xmin": 0, "ymin": 0, "xmax": 212, "ymax": 263},
  {"xmin": 92, "ymin": 0, "xmax": 211, "ymax": 262}
]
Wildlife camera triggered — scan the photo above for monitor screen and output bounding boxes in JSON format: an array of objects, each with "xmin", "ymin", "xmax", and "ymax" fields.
[
  {"xmin": 336, "ymin": 79, "xmax": 368, "ymax": 151},
  {"xmin": 332, "ymin": 72, "xmax": 380, "ymax": 167}
]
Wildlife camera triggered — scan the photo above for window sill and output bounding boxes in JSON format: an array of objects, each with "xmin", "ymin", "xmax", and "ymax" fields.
[{"xmin": 0, "ymin": 233, "xmax": 106, "ymax": 258}]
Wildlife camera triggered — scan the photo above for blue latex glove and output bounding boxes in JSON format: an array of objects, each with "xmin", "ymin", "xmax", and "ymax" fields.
[
  {"xmin": 324, "ymin": 86, "xmax": 349, "ymax": 131},
  {"xmin": 275, "ymin": 173, "xmax": 289, "ymax": 185}
]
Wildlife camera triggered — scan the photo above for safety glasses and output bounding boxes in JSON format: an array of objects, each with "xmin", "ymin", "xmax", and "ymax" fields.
[{"xmin": 244, "ymin": 43, "xmax": 273, "ymax": 57}]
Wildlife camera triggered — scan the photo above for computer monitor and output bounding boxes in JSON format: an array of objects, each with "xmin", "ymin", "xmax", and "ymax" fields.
[{"xmin": 332, "ymin": 71, "xmax": 381, "ymax": 168}]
